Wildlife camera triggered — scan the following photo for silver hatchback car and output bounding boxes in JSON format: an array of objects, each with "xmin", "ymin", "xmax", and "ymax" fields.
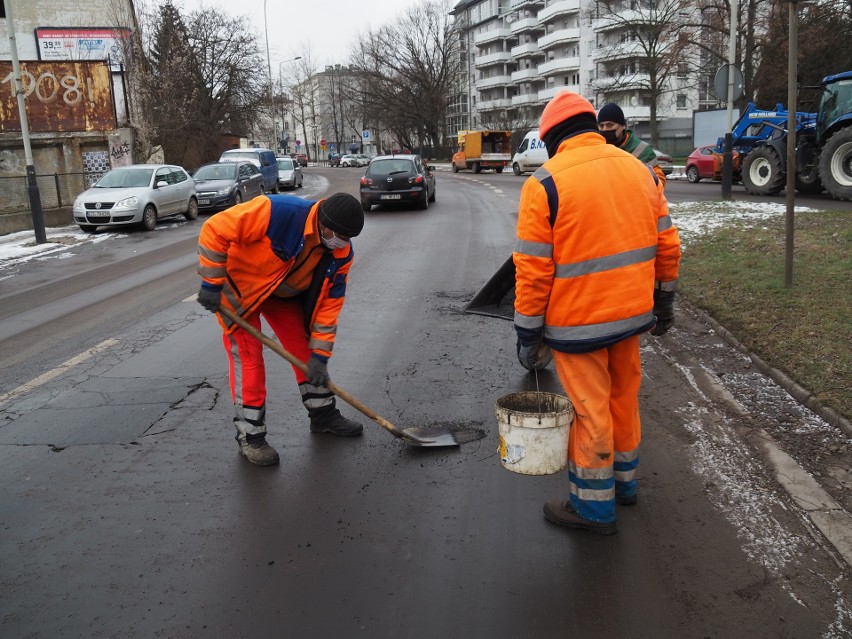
[{"xmin": 72, "ymin": 164, "xmax": 198, "ymax": 232}]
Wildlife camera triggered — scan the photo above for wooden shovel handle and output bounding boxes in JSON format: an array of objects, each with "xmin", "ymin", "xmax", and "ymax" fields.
[{"xmin": 218, "ymin": 307, "xmax": 404, "ymax": 437}]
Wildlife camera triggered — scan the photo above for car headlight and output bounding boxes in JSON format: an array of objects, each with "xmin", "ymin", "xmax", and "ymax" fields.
[
  {"xmin": 217, "ymin": 186, "xmax": 232, "ymax": 196},
  {"xmin": 115, "ymin": 196, "xmax": 139, "ymax": 209},
  {"xmin": 73, "ymin": 199, "xmax": 84, "ymax": 212}
]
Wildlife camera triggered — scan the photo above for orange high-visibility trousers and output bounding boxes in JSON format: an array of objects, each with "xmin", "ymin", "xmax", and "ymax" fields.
[{"xmin": 552, "ymin": 335, "xmax": 642, "ymax": 523}]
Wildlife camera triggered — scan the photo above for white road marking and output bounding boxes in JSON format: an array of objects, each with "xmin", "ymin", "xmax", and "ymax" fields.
[{"xmin": 0, "ymin": 338, "xmax": 119, "ymax": 406}]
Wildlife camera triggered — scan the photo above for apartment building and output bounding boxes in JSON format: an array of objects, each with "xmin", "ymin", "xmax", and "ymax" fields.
[{"xmin": 450, "ymin": 0, "xmax": 699, "ymax": 151}]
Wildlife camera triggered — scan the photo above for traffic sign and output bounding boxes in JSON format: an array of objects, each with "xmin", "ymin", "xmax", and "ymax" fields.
[
  {"xmin": 713, "ymin": 64, "xmax": 744, "ymax": 102},
  {"xmin": 320, "ymin": 139, "xmax": 326, "ymax": 146}
]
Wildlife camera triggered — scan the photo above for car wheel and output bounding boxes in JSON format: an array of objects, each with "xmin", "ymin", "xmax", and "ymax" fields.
[
  {"xmin": 451, "ymin": 164, "xmax": 459, "ymax": 173},
  {"xmin": 361, "ymin": 199, "xmax": 371, "ymax": 212},
  {"xmin": 495, "ymin": 167, "xmax": 503, "ymax": 173},
  {"xmin": 686, "ymin": 166, "xmax": 700, "ymax": 183},
  {"xmin": 472, "ymin": 162, "xmax": 481, "ymax": 174},
  {"xmin": 184, "ymin": 197, "xmax": 199, "ymax": 220},
  {"xmin": 513, "ymin": 162, "xmax": 522, "ymax": 176},
  {"xmin": 141, "ymin": 204, "xmax": 157, "ymax": 231},
  {"xmin": 79, "ymin": 224, "xmax": 97, "ymax": 233},
  {"xmin": 428, "ymin": 186, "xmax": 436, "ymax": 202},
  {"xmin": 235, "ymin": 191, "xmax": 243, "ymax": 204},
  {"xmin": 272, "ymin": 182, "xmax": 280, "ymax": 194},
  {"xmin": 418, "ymin": 192, "xmax": 429, "ymax": 210}
]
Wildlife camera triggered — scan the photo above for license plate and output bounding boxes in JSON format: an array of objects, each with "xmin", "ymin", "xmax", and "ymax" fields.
[
  {"xmin": 381, "ymin": 194, "xmax": 401, "ymax": 200},
  {"xmin": 88, "ymin": 211, "xmax": 110, "ymax": 218},
  {"xmin": 199, "ymin": 199, "xmax": 211, "ymax": 205}
]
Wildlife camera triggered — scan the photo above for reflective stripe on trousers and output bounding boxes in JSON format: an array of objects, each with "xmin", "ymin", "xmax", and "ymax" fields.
[
  {"xmin": 223, "ymin": 297, "xmax": 333, "ymax": 440},
  {"xmin": 552, "ymin": 335, "xmax": 642, "ymax": 523}
]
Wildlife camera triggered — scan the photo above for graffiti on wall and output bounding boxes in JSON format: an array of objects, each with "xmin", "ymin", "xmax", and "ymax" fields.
[{"xmin": 0, "ymin": 61, "xmax": 115, "ymax": 133}]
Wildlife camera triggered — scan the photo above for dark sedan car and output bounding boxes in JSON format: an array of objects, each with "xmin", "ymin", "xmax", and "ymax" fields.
[
  {"xmin": 359, "ymin": 154, "xmax": 436, "ymax": 211},
  {"xmin": 192, "ymin": 161, "xmax": 265, "ymax": 212}
]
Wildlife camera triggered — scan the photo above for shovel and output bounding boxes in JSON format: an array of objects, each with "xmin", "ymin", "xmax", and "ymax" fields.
[
  {"xmin": 464, "ymin": 256, "xmax": 515, "ymax": 320},
  {"xmin": 218, "ymin": 307, "xmax": 459, "ymax": 448}
]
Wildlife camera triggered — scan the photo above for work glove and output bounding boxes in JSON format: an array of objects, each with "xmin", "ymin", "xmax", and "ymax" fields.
[
  {"xmin": 516, "ymin": 339, "xmax": 553, "ymax": 371},
  {"xmin": 650, "ymin": 289, "xmax": 676, "ymax": 336},
  {"xmin": 197, "ymin": 285, "xmax": 222, "ymax": 313},
  {"xmin": 306, "ymin": 355, "xmax": 330, "ymax": 386}
]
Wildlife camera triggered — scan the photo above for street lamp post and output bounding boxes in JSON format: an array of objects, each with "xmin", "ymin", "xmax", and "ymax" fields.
[{"xmin": 278, "ymin": 57, "xmax": 302, "ymax": 153}]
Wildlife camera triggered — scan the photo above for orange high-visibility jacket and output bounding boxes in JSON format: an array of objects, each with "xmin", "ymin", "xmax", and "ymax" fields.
[
  {"xmin": 513, "ymin": 132, "xmax": 681, "ymax": 353},
  {"xmin": 197, "ymin": 195, "xmax": 354, "ymax": 360}
]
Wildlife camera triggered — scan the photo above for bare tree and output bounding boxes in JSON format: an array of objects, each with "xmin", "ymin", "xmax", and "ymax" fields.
[
  {"xmin": 351, "ymin": 0, "xmax": 461, "ymax": 157},
  {"xmin": 590, "ymin": 0, "xmax": 700, "ymax": 145},
  {"xmin": 288, "ymin": 52, "xmax": 321, "ymax": 161}
]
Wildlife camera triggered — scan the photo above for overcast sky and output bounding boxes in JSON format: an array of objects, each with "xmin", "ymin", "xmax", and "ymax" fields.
[{"xmin": 177, "ymin": 0, "xmax": 427, "ymax": 70}]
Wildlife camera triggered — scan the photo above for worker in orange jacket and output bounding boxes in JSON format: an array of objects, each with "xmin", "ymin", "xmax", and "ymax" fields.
[
  {"xmin": 513, "ymin": 92, "xmax": 681, "ymax": 534},
  {"xmin": 196, "ymin": 193, "xmax": 365, "ymax": 466}
]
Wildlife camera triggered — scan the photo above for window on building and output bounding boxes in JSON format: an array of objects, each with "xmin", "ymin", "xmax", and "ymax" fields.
[{"xmin": 677, "ymin": 94, "xmax": 687, "ymax": 108}]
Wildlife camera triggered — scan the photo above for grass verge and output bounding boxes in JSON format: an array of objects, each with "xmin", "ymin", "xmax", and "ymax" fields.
[{"xmin": 678, "ymin": 209, "xmax": 851, "ymax": 420}]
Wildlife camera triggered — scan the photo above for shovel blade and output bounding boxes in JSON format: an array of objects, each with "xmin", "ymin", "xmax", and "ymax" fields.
[
  {"xmin": 465, "ymin": 256, "xmax": 516, "ymax": 321},
  {"xmin": 400, "ymin": 427, "xmax": 460, "ymax": 448}
]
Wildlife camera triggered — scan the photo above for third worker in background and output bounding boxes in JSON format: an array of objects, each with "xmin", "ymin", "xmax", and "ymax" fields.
[
  {"xmin": 597, "ymin": 102, "xmax": 667, "ymax": 186},
  {"xmin": 513, "ymin": 91, "xmax": 681, "ymax": 535}
]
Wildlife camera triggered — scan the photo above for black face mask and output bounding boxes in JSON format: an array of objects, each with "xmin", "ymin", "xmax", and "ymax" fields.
[{"xmin": 601, "ymin": 130, "xmax": 622, "ymax": 145}]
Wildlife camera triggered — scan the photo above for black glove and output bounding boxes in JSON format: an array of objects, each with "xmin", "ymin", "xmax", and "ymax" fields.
[
  {"xmin": 517, "ymin": 340, "xmax": 552, "ymax": 371},
  {"xmin": 651, "ymin": 289, "xmax": 676, "ymax": 336},
  {"xmin": 197, "ymin": 286, "xmax": 222, "ymax": 313},
  {"xmin": 306, "ymin": 355, "xmax": 329, "ymax": 386}
]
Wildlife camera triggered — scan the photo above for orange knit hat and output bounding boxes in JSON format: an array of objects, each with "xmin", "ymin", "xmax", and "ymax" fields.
[{"xmin": 539, "ymin": 92, "xmax": 597, "ymax": 138}]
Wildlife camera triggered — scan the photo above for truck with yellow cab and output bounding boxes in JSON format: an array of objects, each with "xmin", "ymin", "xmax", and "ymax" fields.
[{"xmin": 451, "ymin": 130, "xmax": 513, "ymax": 173}]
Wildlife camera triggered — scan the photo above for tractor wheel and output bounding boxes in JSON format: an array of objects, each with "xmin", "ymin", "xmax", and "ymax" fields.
[
  {"xmin": 818, "ymin": 127, "xmax": 852, "ymax": 201},
  {"xmin": 742, "ymin": 146, "xmax": 785, "ymax": 195}
]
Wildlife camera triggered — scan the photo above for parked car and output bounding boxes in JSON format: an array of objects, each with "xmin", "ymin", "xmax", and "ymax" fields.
[
  {"xmin": 654, "ymin": 148, "xmax": 674, "ymax": 176},
  {"xmin": 340, "ymin": 154, "xmax": 362, "ymax": 168},
  {"xmin": 193, "ymin": 161, "xmax": 265, "ymax": 212},
  {"xmin": 275, "ymin": 155, "xmax": 303, "ymax": 190},
  {"xmin": 685, "ymin": 145, "xmax": 742, "ymax": 183},
  {"xmin": 72, "ymin": 164, "xmax": 198, "ymax": 232},
  {"xmin": 355, "ymin": 154, "xmax": 372, "ymax": 166},
  {"xmin": 359, "ymin": 154, "xmax": 436, "ymax": 211},
  {"xmin": 292, "ymin": 153, "xmax": 308, "ymax": 167},
  {"xmin": 219, "ymin": 148, "xmax": 279, "ymax": 193}
]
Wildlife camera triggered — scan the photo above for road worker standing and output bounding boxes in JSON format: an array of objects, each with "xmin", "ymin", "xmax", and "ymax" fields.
[
  {"xmin": 196, "ymin": 193, "xmax": 365, "ymax": 466},
  {"xmin": 597, "ymin": 102, "xmax": 667, "ymax": 187},
  {"xmin": 513, "ymin": 92, "xmax": 681, "ymax": 534}
]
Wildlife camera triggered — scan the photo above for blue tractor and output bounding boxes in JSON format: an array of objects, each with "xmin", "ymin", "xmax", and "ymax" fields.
[{"xmin": 739, "ymin": 71, "xmax": 852, "ymax": 200}]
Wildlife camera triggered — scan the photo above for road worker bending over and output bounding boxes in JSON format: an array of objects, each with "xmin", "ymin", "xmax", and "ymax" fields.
[
  {"xmin": 513, "ymin": 92, "xmax": 681, "ymax": 534},
  {"xmin": 196, "ymin": 193, "xmax": 365, "ymax": 466}
]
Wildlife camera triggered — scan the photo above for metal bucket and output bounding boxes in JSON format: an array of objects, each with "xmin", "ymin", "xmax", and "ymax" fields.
[{"xmin": 495, "ymin": 391, "xmax": 573, "ymax": 475}]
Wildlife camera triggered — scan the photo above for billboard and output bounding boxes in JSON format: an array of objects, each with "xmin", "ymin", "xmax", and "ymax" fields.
[
  {"xmin": 0, "ymin": 61, "xmax": 115, "ymax": 133},
  {"xmin": 35, "ymin": 27, "xmax": 131, "ymax": 68}
]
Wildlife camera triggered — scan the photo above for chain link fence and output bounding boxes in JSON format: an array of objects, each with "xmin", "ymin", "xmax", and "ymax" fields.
[{"xmin": 0, "ymin": 171, "xmax": 108, "ymax": 214}]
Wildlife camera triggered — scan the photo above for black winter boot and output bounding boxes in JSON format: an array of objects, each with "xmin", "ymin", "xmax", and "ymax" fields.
[
  {"xmin": 309, "ymin": 407, "xmax": 363, "ymax": 437},
  {"xmin": 237, "ymin": 433, "xmax": 280, "ymax": 466}
]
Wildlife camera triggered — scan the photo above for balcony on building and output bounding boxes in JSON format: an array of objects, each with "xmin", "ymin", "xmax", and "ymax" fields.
[
  {"xmin": 537, "ymin": 0, "xmax": 581, "ymax": 24},
  {"xmin": 511, "ymin": 67, "xmax": 542, "ymax": 83},
  {"xmin": 539, "ymin": 83, "xmax": 582, "ymax": 101},
  {"xmin": 594, "ymin": 73, "xmax": 651, "ymax": 91},
  {"xmin": 538, "ymin": 27, "xmax": 581, "ymax": 50},
  {"xmin": 593, "ymin": 11, "xmax": 649, "ymax": 32},
  {"xmin": 477, "ymin": 74, "xmax": 514, "ymax": 90},
  {"xmin": 511, "ymin": 0, "xmax": 546, "ymax": 9},
  {"xmin": 475, "ymin": 50, "xmax": 514, "ymax": 69},
  {"xmin": 474, "ymin": 26, "xmax": 513, "ymax": 46},
  {"xmin": 593, "ymin": 41, "xmax": 643, "ymax": 62},
  {"xmin": 510, "ymin": 16, "xmax": 545, "ymax": 36},
  {"xmin": 538, "ymin": 56, "xmax": 580, "ymax": 77},
  {"xmin": 478, "ymin": 97, "xmax": 514, "ymax": 112},
  {"xmin": 512, "ymin": 92, "xmax": 544, "ymax": 107},
  {"xmin": 512, "ymin": 41, "xmax": 547, "ymax": 60},
  {"xmin": 621, "ymin": 105, "xmax": 652, "ymax": 122}
]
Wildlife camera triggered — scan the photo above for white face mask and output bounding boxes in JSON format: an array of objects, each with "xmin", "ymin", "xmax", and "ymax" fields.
[{"xmin": 321, "ymin": 231, "xmax": 348, "ymax": 250}]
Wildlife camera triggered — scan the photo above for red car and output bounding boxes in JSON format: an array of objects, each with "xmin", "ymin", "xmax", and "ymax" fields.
[
  {"xmin": 685, "ymin": 145, "xmax": 741, "ymax": 182},
  {"xmin": 291, "ymin": 153, "xmax": 308, "ymax": 167}
]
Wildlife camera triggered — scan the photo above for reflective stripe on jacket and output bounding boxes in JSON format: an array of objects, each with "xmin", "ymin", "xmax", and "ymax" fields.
[
  {"xmin": 513, "ymin": 132, "xmax": 680, "ymax": 353},
  {"xmin": 197, "ymin": 194, "xmax": 353, "ymax": 359}
]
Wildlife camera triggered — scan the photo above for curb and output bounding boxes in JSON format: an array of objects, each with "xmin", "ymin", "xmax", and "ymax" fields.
[{"xmin": 685, "ymin": 300, "xmax": 851, "ymax": 438}]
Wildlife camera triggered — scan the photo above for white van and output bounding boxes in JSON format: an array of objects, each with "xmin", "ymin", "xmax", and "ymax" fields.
[{"xmin": 511, "ymin": 130, "xmax": 549, "ymax": 175}]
